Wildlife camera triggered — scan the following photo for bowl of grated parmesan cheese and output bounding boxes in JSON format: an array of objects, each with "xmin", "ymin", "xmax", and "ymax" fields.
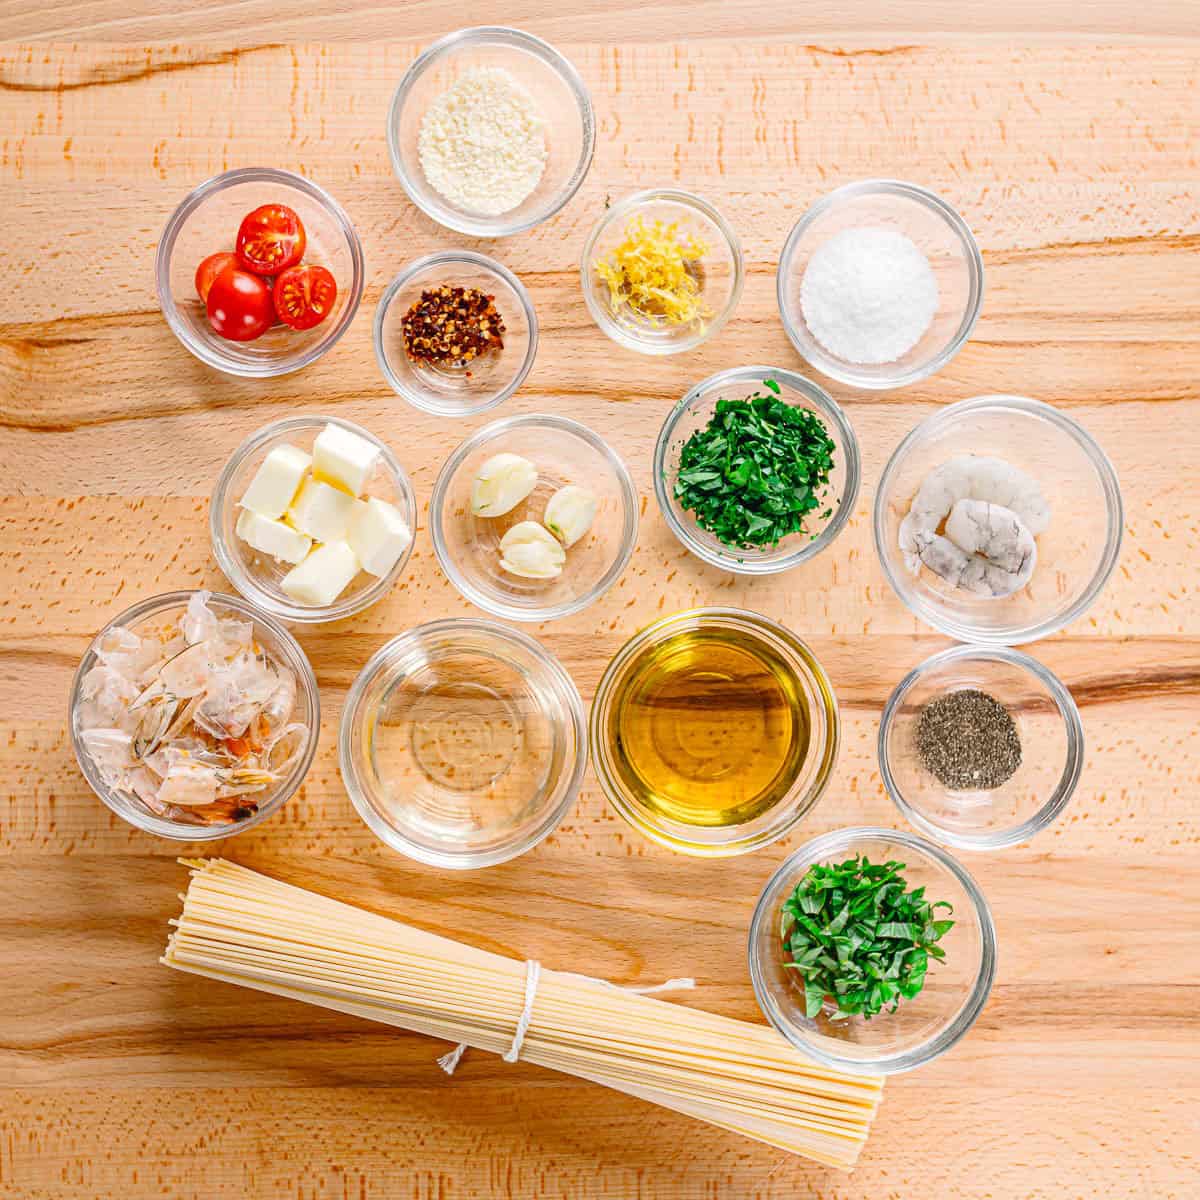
[{"xmin": 388, "ymin": 27, "xmax": 595, "ymax": 238}]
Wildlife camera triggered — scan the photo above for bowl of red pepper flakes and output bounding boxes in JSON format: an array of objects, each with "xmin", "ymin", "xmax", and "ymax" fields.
[{"xmin": 374, "ymin": 250, "xmax": 538, "ymax": 417}]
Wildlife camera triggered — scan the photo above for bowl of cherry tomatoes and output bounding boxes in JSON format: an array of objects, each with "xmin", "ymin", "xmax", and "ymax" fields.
[{"xmin": 156, "ymin": 167, "xmax": 364, "ymax": 378}]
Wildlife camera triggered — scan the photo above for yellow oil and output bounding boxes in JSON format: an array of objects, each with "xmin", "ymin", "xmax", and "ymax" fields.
[{"xmin": 606, "ymin": 627, "xmax": 810, "ymax": 828}]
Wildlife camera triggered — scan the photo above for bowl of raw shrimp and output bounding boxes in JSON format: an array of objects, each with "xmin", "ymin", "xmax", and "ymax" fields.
[
  {"xmin": 69, "ymin": 590, "xmax": 320, "ymax": 840},
  {"xmin": 874, "ymin": 396, "xmax": 1123, "ymax": 645}
]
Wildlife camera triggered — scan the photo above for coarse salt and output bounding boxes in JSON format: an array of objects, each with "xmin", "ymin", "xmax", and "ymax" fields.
[
  {"xmin": 418, "ymin": 67, "xmax": 548, "ymax": 217},
  {"xmin": 800, "ymin": 228, "xmax": 939, "ymax": 365}
]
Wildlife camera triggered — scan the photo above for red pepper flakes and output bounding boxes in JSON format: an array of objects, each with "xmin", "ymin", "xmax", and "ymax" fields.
[{"xmin": 401, "ymin": 286, "xmax": 506, "ymax": 375}]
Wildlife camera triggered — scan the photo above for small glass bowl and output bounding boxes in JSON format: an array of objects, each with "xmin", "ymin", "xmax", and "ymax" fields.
[
  {"xmin": 210, "ymin": 415, "xmax": 417, "ymax": 624},
  {"xmin": 339, "ymin": 618, "xmax": 586, "ymax": 868},
  {"xmin": 874, "ymin": 395, "xmax": 1123, "ymax": 645},
  {"xmin": 430, "ymin": 414, "xmax": 638, "ymax": 622},
  {"xmin": 374, "ymin": 251, "xmax": 538, "ymax": 417},
  {"xmin": 590, "ymin": 608, "xmax": 840, "ymax": 857},
  {"xmin": 581, "ymin": 189, "xmax": 744, "ymax": 355},
  {"xmin": 777, "ymin": 179, "xmax": 983, "ymax": 390},
  {"xmin": 155, "ymin": 167, "xmax": 364, "ymax": 378},
  {"xmin": 68, "ymin": 590, "xmax": 320, "ymax": 841},
  {"xmin": 749, "ymin": 828, "xmax": 996, "ymax": 1074},
  {"xmin": 879, "ymin": 645, "xmax": 1083, "ymax": 851},
  {"xmin": 655, "ymin": 367, "xmax": 860, "ymax": 575},
  {"xmin": 387, "ymin": 26, "xmax": 595, "ymax": 238}
]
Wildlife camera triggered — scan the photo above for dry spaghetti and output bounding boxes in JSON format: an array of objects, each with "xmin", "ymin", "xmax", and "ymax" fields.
[{"xmin": 162, "ymin": 859, "xmax": 883, "ymax": 1168}]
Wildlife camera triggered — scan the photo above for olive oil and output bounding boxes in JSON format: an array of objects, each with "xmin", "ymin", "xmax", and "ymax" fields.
[{"xmin": 606, "ymin": 626, "xmax": 811, "ymax": 828}]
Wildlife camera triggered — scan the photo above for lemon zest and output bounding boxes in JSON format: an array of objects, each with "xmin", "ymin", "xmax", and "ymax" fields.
[{"xmin": 594, "ymin": 217, "xmax": 711, "ymax": 328}]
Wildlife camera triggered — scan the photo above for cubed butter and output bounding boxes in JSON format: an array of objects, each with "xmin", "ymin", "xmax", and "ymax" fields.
[
  {"xmin": 280, "ymin": 541, "xmax": 361, "ymax": 607},
  {"xmin": 312, "ymin": 423, "xmax": 381, "ymax": 496},
  {"xmin": 288, "ymin": 476, "xmax": 361, "ymax": 544},
  {"xmin": 236, "ymin": 508, "xmax": 313, "ymax": 565},
  {"xmin": 239, "ymin": 444, "xmax": 312, "ymax": 518},
  {"xmin": 348, "ymin": 497, "xmax": 412, "ymax": 577}
]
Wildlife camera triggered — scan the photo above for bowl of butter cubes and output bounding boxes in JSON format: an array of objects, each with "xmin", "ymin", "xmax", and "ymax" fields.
[{"xmin": 211, "ymin": 415, "xmax": 417, "ymax": 622}]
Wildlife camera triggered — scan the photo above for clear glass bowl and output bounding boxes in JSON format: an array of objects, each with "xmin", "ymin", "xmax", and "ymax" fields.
[
  {"xmin": 581, "ymin": 189, "xmax": 744, "ymax": 355},
  {"xmin": 68, "ymin": 590, "xmax": 320, "ymax": 841},
  {"xmin": 590, "ymin": 608, "xmax": 840, "ymax": 856},
  {"xmin": 874, "ymin": 395, "xmax": 1123, "ymax": 644},
  {"xmin": 339, "ymin": 618, "xmax": 586, "ymax": 868},
  {"xmin": 777, "ymin": 179, "xmax": 983, "ymax": 390},
  {"xmin": 879, "ymin": 644, "xmax": 1083, "ymax": 850},
  {"xmin": 155, "ymin": 167, "xmax": 364, "ymax": 378},
  {"xmin": 374, "ymin": 251, "xmax": 538, "ymax": 417},
  {"xmin": 655, "ymin": 367, "xmax": 860, "ymax": 574},
  {"xmin": 387, "ymin": 26, "xmax": 595, "ymax": 238},
  {"xmin": 430, "ymin": 414, "xmax": 638, "ymax": 622},
  {"xmin": 749, "ymin": 828, "xmax": 996, "ymax": 1074},
  {"xmin": 210, "ymin": 415, "xmax": 417, "ymax": 624}
]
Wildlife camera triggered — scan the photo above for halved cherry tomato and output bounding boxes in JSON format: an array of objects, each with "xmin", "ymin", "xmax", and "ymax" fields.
[
  {"xmin": 235, "ymin": 204, "xmax": 306, "ymax": 276},
  {"xmin": 195, "ymin": 251, "xmax": 238, "ymax": 302},
  {"xmin": 273, "ymin": 264, "xmax": 338, "ymax": 331},
  {"xmin": 206, "ymin": 265, "xmax": 275, "ymax": 341}
]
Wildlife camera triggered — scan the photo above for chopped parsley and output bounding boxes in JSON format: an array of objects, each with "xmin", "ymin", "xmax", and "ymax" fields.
[{"xmin": 672, "ymin": 381, "xmax": 836, "ymax": 549}]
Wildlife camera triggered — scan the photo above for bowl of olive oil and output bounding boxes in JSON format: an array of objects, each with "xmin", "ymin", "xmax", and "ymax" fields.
[{"xmin": 590, "ymin": 608, "xmax": 839, "ymax": 855}]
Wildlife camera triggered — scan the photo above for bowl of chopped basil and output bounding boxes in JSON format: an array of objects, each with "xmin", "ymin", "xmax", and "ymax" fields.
[
  {"xmin": 748, "ymin": 827, "xmax": 996, "ymax": 1074},
  {"xmin": 654, "ymin": 367, "xmax": 860, "ymax": 575}
]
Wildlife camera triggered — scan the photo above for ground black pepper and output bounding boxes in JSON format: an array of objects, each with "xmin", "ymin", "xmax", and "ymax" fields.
[
  {"xmin": 401, "ymin": 286, "xmax": 505, "ymax": 375},
  {"xmin": 915, "ymin": 689, "xmax": 1021, "ymax": 790}
]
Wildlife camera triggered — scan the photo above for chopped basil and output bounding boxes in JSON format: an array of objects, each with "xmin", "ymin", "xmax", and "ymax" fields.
[{"xmin": 780, "ymin": 855, "xmax": 954, "ymax": 1021}]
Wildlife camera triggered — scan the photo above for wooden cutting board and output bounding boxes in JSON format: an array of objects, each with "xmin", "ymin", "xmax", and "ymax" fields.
[{"xmin": 1, "ymin": 13, "xmax": 1198, "ymax": 1199}]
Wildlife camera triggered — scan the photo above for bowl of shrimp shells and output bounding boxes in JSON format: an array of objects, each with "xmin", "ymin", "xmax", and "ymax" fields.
[
  {"xmin": 69, "ymin": 590, "xmax": 320, "ymax": 840},
  {"xmin": 874, "ymin": 395, "xmax": 1123, "ymax": 645}
]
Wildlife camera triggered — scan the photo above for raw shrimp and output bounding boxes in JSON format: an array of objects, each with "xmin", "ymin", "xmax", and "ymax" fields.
[
  {"xmin": 76, "ymin": 591, "xmax": 304, "ymax": 826},
  {"xmin": 899, "ymin": 455, "xmax": 1049, "ymax": 598}
]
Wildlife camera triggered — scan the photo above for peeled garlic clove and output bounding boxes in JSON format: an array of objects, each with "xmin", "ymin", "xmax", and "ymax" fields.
[
  {"xmin": 544, "ymin": 484, "xmax": 598, "ymax": 547},
  {"xmin": 471, "ymin": 453, "xmax": 538, "ymax": 517},
  {"xmin": 499, "ymin": 521, "xmax": 566, "ymax": 579}
]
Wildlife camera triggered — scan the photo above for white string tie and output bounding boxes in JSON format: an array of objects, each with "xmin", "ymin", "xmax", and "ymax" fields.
[{"xmin": 437, "ymin": 963, "xmax": 695, "ymax": 1075}]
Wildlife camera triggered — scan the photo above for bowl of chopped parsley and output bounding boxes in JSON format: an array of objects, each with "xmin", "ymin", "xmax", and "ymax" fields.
[
  {"xmin": 654, "ymin": 367, "xmax": 860, "ymax": 574},
  {"xmin": 748, "ymin": 827, "xmax": 996, "ymax": 1074}
]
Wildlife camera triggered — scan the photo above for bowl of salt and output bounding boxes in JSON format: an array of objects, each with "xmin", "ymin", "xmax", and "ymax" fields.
[{"xmin": 776, "ymin": 179, "xmax": 984, "ymax": 390}]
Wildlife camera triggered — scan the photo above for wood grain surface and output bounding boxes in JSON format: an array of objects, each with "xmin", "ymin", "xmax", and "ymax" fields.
[{"xmin": 2, "ymin": 21, "xmax": 1199, "ymax": 1200}]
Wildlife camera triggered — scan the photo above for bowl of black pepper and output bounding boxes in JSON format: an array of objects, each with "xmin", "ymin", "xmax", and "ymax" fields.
[
  {"xmin": 374, "ymin": 250, "xmax": 538, "ymax": 417},
  {"xmin": 878, "ymin": 644, "xmax": 1084, "ymax": 851}
]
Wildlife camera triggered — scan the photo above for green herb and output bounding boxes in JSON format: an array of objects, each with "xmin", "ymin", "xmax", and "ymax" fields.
[
  {"xmin": 672, "ymin": 387, "xmax": 836, "ymax": 549},
  {"xmin": 780, "ymin": 855, "xmax": 954, "ymax": 1021}
]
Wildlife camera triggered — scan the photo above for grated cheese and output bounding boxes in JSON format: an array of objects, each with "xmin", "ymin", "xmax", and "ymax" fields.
[{"xmin": 418, "ymin": 67, "xmax": 548, "ymax": 217}]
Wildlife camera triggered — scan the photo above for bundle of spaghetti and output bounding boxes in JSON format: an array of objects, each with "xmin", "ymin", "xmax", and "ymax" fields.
[{"xmin": 163, "ymin": 859, "xmax": 883, "ymax": 1168}]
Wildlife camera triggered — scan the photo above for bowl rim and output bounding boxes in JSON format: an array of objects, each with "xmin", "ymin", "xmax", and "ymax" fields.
[
  {"xmin": 154, "ymin": 166, "xmax": 365, "ymax": 379},
  {"xmin": 653, "ymin": 365, "xmax": 861, "ymax": 575},
  {"xmin": 589, "ymin": 606, "xmax": 841, "ymax": 856},
  {"xmin": 386, "ymin": 25, "xmax": 596, "ymax": 238},
  {"xmin": 68, "ymin": 589, "xmax": 321, "ymax": 841},
  {"xmin": 373, "ymin": 249, "xmax": 540, "ymax": 417},
  {"xmin": 580, "ymin": 186, "xmax": 746, "ymax": 356},
  {"xmin": 776, "ymin": 178, "xmax": 984, "ymax": 390},
  {"xmin": 209, "ymin": 414, "xmax": 417, "ymax": 624},
  {"xmin": 872, "ymin": 393, "xmax": 1125, "ymax": 645},
  {"xmin": 878, "ymin": 643, "xmax": 1085, "ymax": 850},
  {"xmin": 748, "ymin": 826, "xmax": 997, "ymax": 1075},
  {"xmin": 429, "ymin": 413, "xmax": 639, "ymax": 622},
  {"xmin": 338, "ymin": 616, "xmax": 587, "ymax": 868}
]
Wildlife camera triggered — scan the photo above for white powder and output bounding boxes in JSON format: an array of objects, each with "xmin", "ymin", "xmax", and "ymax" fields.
[
  {"xmin": 418, "ymin": 67, "xmax": 548, "ymax": 217},
  {"xmin": 800, "ymin": 228, "xmax": 939, "ymax": 365}
]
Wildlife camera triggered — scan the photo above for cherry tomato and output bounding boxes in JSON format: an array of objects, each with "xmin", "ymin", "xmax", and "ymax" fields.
[
  {"xmin": 272, "ymin": 264, "xmax": 338, "ymax": 331},
  {"xmin": 235, "ymin": 204, "xmax": 306, "ymax": 276},
  {"xmin": 206, "ymin": 266, "xmax": 275, "ymax": 341},
  {"xmin": 195, "ymin": 251, "xmax": 238, "ymax": 302}
]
